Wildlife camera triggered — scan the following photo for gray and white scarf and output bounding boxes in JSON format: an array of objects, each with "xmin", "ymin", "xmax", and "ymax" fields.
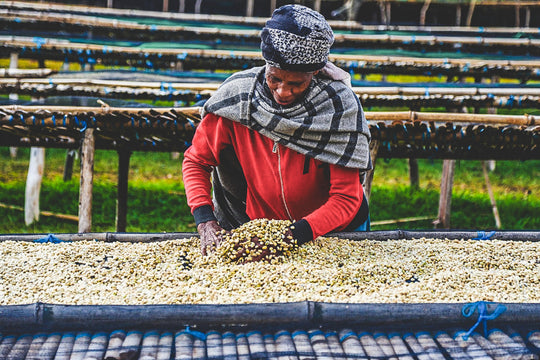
[{"xmin": 202, "ymin": 65, "xmax": 371, "ymax": 170}]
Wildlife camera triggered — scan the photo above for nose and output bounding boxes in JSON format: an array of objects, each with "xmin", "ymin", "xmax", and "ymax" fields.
[{"xmin": 276, "ymin": 84, "xmax": 292, "ymax": 98}]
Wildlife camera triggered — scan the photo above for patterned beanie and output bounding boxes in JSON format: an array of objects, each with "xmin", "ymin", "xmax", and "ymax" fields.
[{"xmin": 261, "ymin": 4, "xmax": 334, "ymax": 72}]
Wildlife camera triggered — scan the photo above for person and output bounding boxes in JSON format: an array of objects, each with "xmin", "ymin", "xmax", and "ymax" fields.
[{"xmin": 182, "ymin": 4, "xmax": 371, "ymax": 257}]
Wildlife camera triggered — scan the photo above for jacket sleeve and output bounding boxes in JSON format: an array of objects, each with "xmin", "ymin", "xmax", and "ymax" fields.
[
  {"xmin": 302, "ymin": 164, "xmax": 363, "ymax": 240},
  {"xmin": 182, "ymin": 113, "xmax": 232, "ymax": 223}
]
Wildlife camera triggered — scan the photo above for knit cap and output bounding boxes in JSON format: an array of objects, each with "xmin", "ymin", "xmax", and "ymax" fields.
[{"xmin": 260, "ymin": 4, "xmax": 335, "ymax": 72}]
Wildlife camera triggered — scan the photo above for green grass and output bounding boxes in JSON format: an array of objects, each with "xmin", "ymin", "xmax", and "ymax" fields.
[{"xmin": 1, "ymin": 147, "xmax": 539, "ymax": 234}]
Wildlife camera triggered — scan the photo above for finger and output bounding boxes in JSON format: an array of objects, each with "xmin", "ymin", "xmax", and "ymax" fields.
[{"xmin": 201, "ymin": 242, "xmax": 207, "ymax": 256}]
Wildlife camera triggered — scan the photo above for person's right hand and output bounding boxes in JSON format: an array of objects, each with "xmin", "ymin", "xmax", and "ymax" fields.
[{"xmin": 197, "ymin": 220, "xmax": 226, "ymax": 255}]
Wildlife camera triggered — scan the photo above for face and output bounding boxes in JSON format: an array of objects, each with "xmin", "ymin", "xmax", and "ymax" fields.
[{"xmin": 265, "ymin": 65, "xmax": 318, "ymax": 106}]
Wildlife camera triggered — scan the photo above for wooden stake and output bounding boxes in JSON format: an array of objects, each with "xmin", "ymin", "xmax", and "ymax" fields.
[
  {"xmin": 408, "ymin": 158, "xmax": 419, "ymax": 190},
  {"xmin": 116, "ymin": 149, "xmax": 131, "ymax": 232},
  {"xmin": 465, "ymin": 0, "xmax": 476, "ymax": 26},
  {"xmin": 24, "ymin": 147, "xmax": 45, "ymax": 225},
  {"xmin": 163, "ymin": 0, "xmax": 169, "ymax": 12},
  {"xmin": 63, "ymin": 149, "xmax": 76, "ymax": 182},
  {"xmin": 78, "ymin": 128, "xmax": 95, "ymax": 233},
  {"xmin": 246, "ymin": 0, "xmax": 254, "ymax": 17},
  {"xmin": 482, "ymin": 161, "xmax": 501, "ymax": 229},
  {"xmin": 419, "ymin": 0, "xmax": 431, "ymax": 26},
  {"xmin": 364, "ymin": 140, "xmax": 380, "ymax": 200},
  {"xmin": 435, "ymin": 159, "xmax": 455, "ymax": 229}
]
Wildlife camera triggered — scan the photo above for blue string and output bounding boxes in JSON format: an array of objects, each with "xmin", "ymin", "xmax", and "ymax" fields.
[
  {"xmin": 461, "ymin": 301, "xmax": 507, "ymax": 340},
  {"xmin": 34, "ymin": 234, "xmax": 69, "ymax": 244},
  {"xmin": 473, "ymin": 231, "xmax": 496, "ymax": 240}
]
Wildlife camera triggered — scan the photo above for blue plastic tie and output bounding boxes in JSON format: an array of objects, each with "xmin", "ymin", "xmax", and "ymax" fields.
[
  {"xmin": 473, "ymin": 231, "xmax": 496, "ymax": 240},
  {"xmin": 79, "ymin": 120, "xmax": 87, "ymax": 132},
  {"xmin": 461, "ymin": 301, "xmax": 507, "ymax": 340},
  {"xmin": 183, "ymin": 326, "xmax": 206, "ymax": 341},
  {"xmin": 34, "ymin": 234, "xmax": 69, "ymax": 244}
]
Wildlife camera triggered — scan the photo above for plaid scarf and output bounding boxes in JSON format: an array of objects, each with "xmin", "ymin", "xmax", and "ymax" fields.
[{"xmin": 202, "ymin": 66, "xmax": 371, "ymax": 169}]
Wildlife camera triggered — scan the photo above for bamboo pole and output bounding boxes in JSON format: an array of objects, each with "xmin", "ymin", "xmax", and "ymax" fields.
[
  {"xmin": 6, "ymin": 334, "xmax": 33, "ymax": 360},
  {"xmin": 416, "ymin": 333, "xmax": 445, "ymax": 360},
  {"xmin": 325, "ymin": 332, "xmax": 346, "ymax": 359},
  {"xmin": 358, "ymin": 332, "xmax": 386, "ymax": 359},
  {"xmin": 246, "ymin": 331, "xmax": 267, "ymax": 360},
  {"xmin": 0, "ymin": 336, "xmax": 17, "ymax": 359},
  {"xmin": 103, "ymin": 330, "xmax": 126, "ymax": 360},
  {"xmin": 388, "ymin": 333, "xmax": 414, "ymax": 360},
  {"xmin": 338, "ymin": 331, "xmax": 366, "ymax": 359},
  {"xmin": 84, "ymin": 332, "xmax": 108, "ymax": 360},
  {"xmin": 263, "ymin": 333, "xmax": 277, "ymax": 360},
  {"xmin": 206, "ymin": 331, "xmax": 222, "ymax": 360},
  {"xmin": 402, "ymin": 334, "xmax": 429, "ymax": 360},
  {"xmin": 222, "ymin": 332, "xmax": 238, "ymax": 360},
  {"xmin": 156, "ymin": 332, "xmax": 173, "ymax": 360},
  {"xmin": 236, "ymin": 333, "xmax": 251, "ymax": 360},
  {"xmin": 290, "ymin": 330, "xmax": 314, "ymax": 359},
  {"xmin": 25, "ymin": 333, "xmax": 48, "ymax": 360},
  {"xmin": 70, "ymin": 332, "xmax": 91, "ymax": 360},
  {"xmin": 119, "ymin": 331, "xmax": 143, "ymax": 360},
  {"xmin": 308, "ymin": 330, "xmax": 333, "ymax": 360},
  {"xmin": 372, "ymin": 333, "xmax": 398, "ymax": 359},
  {"xmin": 55, "ymin": 333, "xmax": 76, "ymax": 360},
  {"xmin": 139, "ymin": 331, "xmax": 159, "ymax": 360},
  {"xmin": 78, "ymin": 128, "xmax": 95, "ymax": 233}
]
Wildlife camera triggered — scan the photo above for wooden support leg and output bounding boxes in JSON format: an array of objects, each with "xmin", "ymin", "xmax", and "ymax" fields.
[
  {"xmin": 364, "ymin": 140, "xmax": 380, "ymax": 200},
  {"xmin": 179, "ymin": 0, "xmax": 185, "ymax": 12},
  {"xmin": 195, "ymin": 0, "xmax": 202, "ymax": 14},
  {"xmin": 270, "ymin": 0, "xmax": 277, "ymax": 14},
  {"xmin": 25, "ymin": 147, "xmax": 45, "ymax": 226},
  {"xmin": 163, "ymin": 0, "xmax": 169, "ymax": 12},
  {"xmin": 515, "ymin": 4, "xmax": 521, "ymax": 28},
  {"xmin": 455, "ymin": 5, "xmax": 461, "ymax": 26},
  {"xmin": 465, "ymin": 0, "xmax": 476, "ymax": 26},
  {"xmin": 525, "ymin": 7, "xmax": 530, "ymax": 27},
  {"xmin": 482, "ymin": 161, "xmax": 501, "ymax": 229},
  {"xmin": 116, "ymin": 149, "xmax": 131, "ymax": 232},
  {"xmin": 408, "ymin": 158, "xmax": 419, "ymax": 189},
  {"xmin": 435, "ymin": 159, "xmax": 455, "ymax": 229},
  {"xmin": 419, "ymin": 0, "xmax": 431, "ymax": 26},
  {"xmin": 63, "ymin": 149, "xmax": 76, "ymax": 182},
  {"xmin": 79, "ymin": 128, "xmax": 95, "ymax": 233},
  {"xmin": 107, "ymin": 0, "xmax": 113, "ymax": 8},
  {"xmin": 314, "ymin": 0, "xmax": 322, "ymax": 13},
  {"xmin": 246, "ymin": 0, "xmax": 254, "ymax": 17}
]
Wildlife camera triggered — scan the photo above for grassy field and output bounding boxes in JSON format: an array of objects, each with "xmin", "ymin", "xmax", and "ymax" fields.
[{"xmin": 1, "ymin": 146, "xmax": 539, "ymax": 234}]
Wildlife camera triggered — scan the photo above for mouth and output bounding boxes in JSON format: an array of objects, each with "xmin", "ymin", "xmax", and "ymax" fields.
[{"xmin": 274, "ymin": 96, "xmax": 293, "ymax": 106}]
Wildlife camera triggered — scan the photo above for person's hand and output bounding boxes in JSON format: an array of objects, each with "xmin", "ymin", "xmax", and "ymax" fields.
[
  {"xmin": 232, "ymin": 227, "xmax": 296, "ymax": 263},
  {"xmin": 197, "ymin": 220, "xmax": 226, "ymax": 255}
]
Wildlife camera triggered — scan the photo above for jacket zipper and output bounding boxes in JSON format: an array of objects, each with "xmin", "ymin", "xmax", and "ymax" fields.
[{"xmin": 273, "ymin": 141, "xmax": 293, "ymax": 221}]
